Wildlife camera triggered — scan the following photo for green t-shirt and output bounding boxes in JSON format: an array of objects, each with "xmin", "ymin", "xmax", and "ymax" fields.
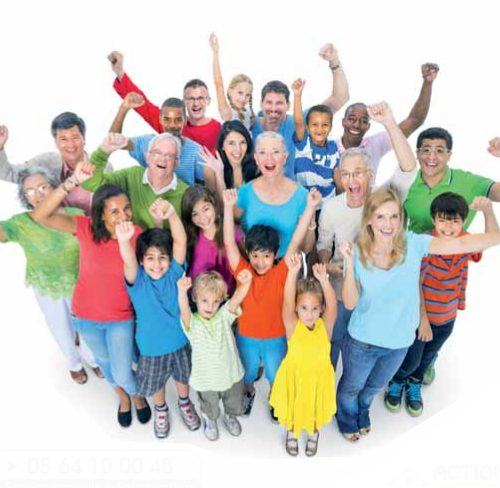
[
  {"xmin": 0, "ymin": 208, "xmax": 83, "ymax": 298},
  {"xmin": 404, "ymin": 167, "xmax": 494, "ymax": 233}
]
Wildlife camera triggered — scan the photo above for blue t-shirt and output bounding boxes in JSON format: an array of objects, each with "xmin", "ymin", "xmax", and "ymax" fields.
[
  {"xmin": 347, "ymin": 231, "xmax": 433, "ymax": 349},
  {"xmin": 126, "ymin": 259, "xmax": 187, "ymax": 357},
  {"xmin": 293, "ymin": 132, "xmax": 339, "ymax": 201},
  {"xmin": 129, "ymin": 134, "xmax": 204, "ymax": 185},
  {"xmin": 236, "ymin": 182, "xmax": 308, "ymax": 258}
]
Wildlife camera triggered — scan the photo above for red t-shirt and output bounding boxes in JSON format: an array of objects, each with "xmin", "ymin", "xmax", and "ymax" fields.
[
  {"xmin": 182, "ymin": 119, "xmax": 221, "ymax": 155},
  {"xmin": 72, "ymin": 216, "xmax": 142, "ymax": 322}
]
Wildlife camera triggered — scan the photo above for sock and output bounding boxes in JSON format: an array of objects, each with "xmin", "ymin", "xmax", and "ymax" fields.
[
  {"xmin": 155, "ymin": 403, "xmax": 168, "ymax": 412},
  {"xmin": 178, "ymin": 396, "xmax": 190, "ymax": 407}
]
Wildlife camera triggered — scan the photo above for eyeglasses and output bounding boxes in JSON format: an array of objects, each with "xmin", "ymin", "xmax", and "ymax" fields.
[
  {"xmin": 184, "ymin": 96, "xmax": 209, "ymax": 104},
  {"xmin": 339, "ymin": 169, "xmax": 368, "ymax": 179},
  {"xmin": 24, "ymin": 183, "xmax": 51, "ymax": 198},
  {"xmin": 149, "ymin": 150, "xmax": 178, "ymax": 162},
  {"xmin": 418, "ymin": 146, "xmax": 449, "ymax": 155}
]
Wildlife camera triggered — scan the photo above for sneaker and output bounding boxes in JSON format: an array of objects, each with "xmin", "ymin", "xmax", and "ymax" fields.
[
  {"xmin": 243, "ymin": 391, "xmax": 256, "ymax": 416},
  {"xmin": 178, "ymin": 399, "xmax": 201, "ymax": 431},
  {"xmin": 201, "ymin": 413, "xmax": 219, "ymax": 441},
  {"xmin": 154, "ymin": 407, "xmax": 170, "ymax": 438},
  {"xmin": 405, "ymin": 380, "xmax": 423, "ymax": 417},
  {"xmin": 384, "ymin": 380, "xmax": 405, "ymax": 412},
  {"xmin": 269, "ymin": 405, "xmax": 279, "ymax": 424},
  {"xmin": 222, "ymin": 413, "xmax": 242, "ymax": 436},
  {"xmin": 422, "ymin": 363, "xmax": 436, "ymax": 385}
]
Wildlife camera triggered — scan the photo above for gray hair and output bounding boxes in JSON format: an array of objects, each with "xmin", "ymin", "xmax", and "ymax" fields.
[
  {"xmin": 17, "ymin": 165, "xmax": 60, "ymax": 209},
  {"xmin": 254, "ymin": 131, "xmax": 288, "ymax": 155},
  {"xmin": 147, "ymin": 132, "xmax": 182, "ymax": 157},
  {"xmin": 340, "ymin": 147, "xmax": 372, "ymax": 169}
]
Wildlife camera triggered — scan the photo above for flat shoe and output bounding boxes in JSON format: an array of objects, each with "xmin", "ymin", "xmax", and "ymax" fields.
[
  {"xmin": 117, "ymin": 406, "xmax": 132, "ymax": 427},
  {"xmin": 285, "ymin": 432, "xmax": 299, "ymax": 456},
  {"xmin": 70, "ymin": 368, "xmax": 88, "ymax": 385},
  {"xmin": 136, "ymin": 398, "xmax": 152, "ymax": 424},
  {"xmin": 360, "ymin": 426, "xmax": 371, "ymax": 436},
  {"xmin": 305, "ymin": 432, "xmax": 319, "ymax": 457},
  {"xmin": 343, "ymin": 432, "xmax": 360, "ymax": 442}
]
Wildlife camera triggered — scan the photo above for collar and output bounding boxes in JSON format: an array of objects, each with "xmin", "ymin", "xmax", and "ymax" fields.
[
  {"xmin": 142, "ymin": 170, "xmax": 178, "ymax": 195},
  {"xmin": 418, "ymin": 166, "xmax": 452, "ymax": 189}
]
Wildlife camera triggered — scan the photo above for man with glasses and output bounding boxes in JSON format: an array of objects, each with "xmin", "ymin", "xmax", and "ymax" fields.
[
  {"xmin": 404, "ymin": 127, "xmax": 500, "ymax": 233},
  {"xmin": 108, "ymin": 52, "xmax": 221, "ymax": 154}
]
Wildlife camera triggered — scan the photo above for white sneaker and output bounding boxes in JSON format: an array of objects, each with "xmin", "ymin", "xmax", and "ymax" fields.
[
  {"xmin": 154, "ymin": 407, "xmax": 170, "ymax": 438},
  {"xmin": 222, "ymin": 413, "xmax": 242, "ymax": 436},
  {"xmin": 201, "ymin": 413, "xmax": 219, "ymax": 441}
]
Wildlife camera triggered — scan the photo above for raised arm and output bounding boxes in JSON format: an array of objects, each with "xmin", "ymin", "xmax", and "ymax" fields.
[
  {"xmin": 227, "ymin": 269, "xmax": 252, "ymax": 314},
  {"xmin": 116, "ymin": 221, "xmax": 139, "ymax": 284},
  {"xmin": 109, "ymin": 93, "xmax": 145, "ymax": 152},
  {"xmin": 429, "ymin": 230, "xmax": 500, "ymax": 255},
  {"xmin": 291, "ymin": 79, "xmax": 306, "ymax": 142},
  {"xmin": 471, "ymin": 197, "xmax": 499, "ymax": 232},
  {"xmin": 199, "ymin": 147, "xmax": 226, "ymax": 202},
  {"xmin": 222, "ymin": 188, "xmax": 242, "ymax": 270},
  {"xmin": 312, "ymin": 262, "xmax": 337, "ymax": 339},
  {"xmin": 209, "ymin": 33, "xmax": 232, "ymax": 122},
  {"xmin": 282, "ymin": 253, "xmax": 302, "ymax": 338},
  {"xmin": 0, "ymin": 126, "xmax": 17, "ymax": 182},
  {"xmin": 339, "ymin": 241, "xmax": 359, "ymax": 310},
  {"xmin": 486, "ymin": 138, "xmax": 500, "ymax": 202},
  {"xmin": 177, "ymin": 276, "xmax": 193, "ymax": 330},
  {"xmin": 367, "ymin": 102, "xmax": 416, "ymax": 172},
  {"xmin": 398, "ymin": 63, "xmax": 439, "ymax": 137},
  {"xmin": 319, "ymin": 43, "xmax": 349, "ymax": 114}
]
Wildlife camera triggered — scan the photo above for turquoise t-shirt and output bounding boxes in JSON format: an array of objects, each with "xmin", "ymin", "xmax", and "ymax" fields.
[{"xmin": 347, "ymin": 231, "xmax": 433, "ymax": 349}]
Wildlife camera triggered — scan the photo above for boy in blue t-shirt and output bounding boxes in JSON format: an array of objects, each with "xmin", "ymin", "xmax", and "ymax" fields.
[{"xmin": 116, "ymin": 198, "xmax": 200, "ymax": 438}]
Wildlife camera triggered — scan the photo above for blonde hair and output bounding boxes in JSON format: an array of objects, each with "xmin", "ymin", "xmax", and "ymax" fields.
[
  {"xmin": 192, "ymin": 271, "xmax": 228, "ymax": 302},
  {"xmin": 296, "ymin": 278, "xmax": 325, "ymax": 308},
  {"xmin": 227, "ymin": 74, "xmax": 256, "ymax": 129},
  {"xmin": 357, "ymin": 188, "xmax": 407, "ymax": 269}
]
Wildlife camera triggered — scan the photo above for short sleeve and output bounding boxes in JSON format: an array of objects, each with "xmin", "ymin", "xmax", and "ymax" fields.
[
  {"xmin": 219, "ymin": 302, "xmax": 242, "ymax": 327},
  {"xmin": 407, "ymin": 231, "xmax": 433, "ymax": 259}
]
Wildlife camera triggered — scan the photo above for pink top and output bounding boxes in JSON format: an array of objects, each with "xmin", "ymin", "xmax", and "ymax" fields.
[
  {"xmin": 188, "ymin": 227, "xmax": 243, "ymax": 294},
  {"xmin": 72, "ymin": 216, "xmax": 142, "ymax": 321}
]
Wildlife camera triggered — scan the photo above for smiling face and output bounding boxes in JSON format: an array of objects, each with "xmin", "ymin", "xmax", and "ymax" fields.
[
  {"xmin": 54, "ymin": 125, "xmax": 85, "ymax": 169},
  {"xmin": 296, "ymin": 292, "xmax": 323, "ymax": 329},
  {"xmin": 23, "ymin": 174, "xmax": 54, "ymax": 209},
  {"xmin": 417, "ymin": 138, "xmax": 452, "ymax": 184},
  {"xmin": 146, "ymin": 138, "xmax": 179, "ymax": 179},
  {"xmin": 307, "ymin": 111, "xmax": 332, "ymax": 146},
  {"xmin": 339, "ymin": 154, "xmax": 372, "ymax": 207},
  {"xmin": 228, "ymin": 81, "xmax": 252, "ymax": 111},
  {"xmin": 159, "ymin": 106, "xmax": 184, "ymax": 137},
  {"xmin": 141, "ymin": 245, "xmax": 170, "ymax": 280},
  {"xmin": 341, "ymin": 104, "xmax": 370, "ymax": 148},
  {"xmin": 254, "ymin": 135, "xmax": 287, "ymax": 177},
  {"xmin": 248, "ymin": 249, "xmax": 275, "ymax": 275},
  {"xmin": 191, "ymin": 199, "xmax": 216, "ymax": 234},
  {"xmin": 184, "ymin": 86, "xmax": 210, "ymax": 123},
  {"xmin": 101, "ymin": 194, "xmax": 132, "ymax": 238},
  {"xmin": 195, "ymin": 290, "xmax": 223, "ymax": 320},
  {"xmin": 261, "ymin": 92, "xmax": 289, "ymax": 131},
  {"xmin": 369, "ymin": 200, "xmax": 402, "ymax": 243},
  {"xmin": 222, "ymin": 130, "xmax": 248, "ymax": 165},
  {"xmin": 433, "ymin": 214, "xmax": 464, "ymax": 239}
]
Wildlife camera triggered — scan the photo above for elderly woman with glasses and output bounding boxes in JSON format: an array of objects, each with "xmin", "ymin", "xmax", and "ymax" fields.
[{"xmin": 0, "ymin": 166, "xmax": 100, "ymax": 384}]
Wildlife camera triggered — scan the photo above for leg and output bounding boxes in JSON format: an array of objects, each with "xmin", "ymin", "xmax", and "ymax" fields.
[
  {"xmin": 197, "ymin": 390, "xmax": 220, "ymax": 441},
  {"xmin": 392, "ymin": 333, "xmax": 426, "ymax": 382},
  {"xmin": 221, "ymin": 379, "xmax": 245, "ymax": 416},
  {"xmin": 262, "ymin": 336, "xmax": 288, "ymax": 386},
  {"xmin": 330, "ymin": 299, "xmax": 352, "ymax": 369}
]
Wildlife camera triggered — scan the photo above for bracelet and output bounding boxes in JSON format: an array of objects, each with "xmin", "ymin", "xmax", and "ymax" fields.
[{"xmin": 329, "ymin": 62, "xmax": 342, "ymax": 72}]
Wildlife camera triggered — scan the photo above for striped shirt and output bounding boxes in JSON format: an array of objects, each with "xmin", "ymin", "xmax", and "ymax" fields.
[{"xmin": 421, "ymin": 231, "xmax": 481, "ymax": 325}]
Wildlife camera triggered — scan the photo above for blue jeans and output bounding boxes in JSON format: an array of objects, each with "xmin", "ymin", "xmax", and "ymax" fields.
[
  {"xmin": 336, "ymin": 334, "xmax": 408, "ymax": 434},
  {"xmin": 72, "ymin": 316, "xmax": 138, "ymax": 395},
  {"xmin": 330, "ymin": 300, "xmax": 352, "ymax": 369}
]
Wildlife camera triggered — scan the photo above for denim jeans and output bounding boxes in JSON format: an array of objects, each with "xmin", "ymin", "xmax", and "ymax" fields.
[
  {"xmin": 72, "ymin": 316, "xmax": 138, "ymax": 395},
  {"xmin": 330, "ymin": 300, "xmax": 352, "ymax": 369},
  {"xmin": 336, "ymin": 334, "xmax": 408, "ymax": 434},
  {"xmin": 393, "ymin": 319, "xmax": 455, "ymax": 384}
]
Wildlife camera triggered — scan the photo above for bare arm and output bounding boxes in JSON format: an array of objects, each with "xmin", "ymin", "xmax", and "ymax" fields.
[
  {"xmin": 319, "ymin": 43, "xmax": 349, "ymax": 114},
  {"xmin": 0, "ymin": 224, "xmax": 7, "ymax": 242},
  {"xmin": 282, "ymin": 254, "xmax": 302, "ymax": 338},
  {"xmin": 398, "ymin": 63, "xmax": 439, "ymax": 137},
  {"xmin": 470, "ymin": 197, "xmax": 499, "ymax": 232},
  {"xmin": 417, "ymin": 271, "xmax": 432, "ymax": 342},
  {"xmin": 209, "ymin": 33, "xmax": 233, "ymax": 121},
  {"xmin": 339, "ymin": 241, "xmax": 359, "ymax": 310},
  {"xmin": 312, "ymin": 263, "xmax": 337, "ymax": 339},
  {"xmin": 177, "ymin": 276, "xmax": 193, "ymax": 330},
  {"xmin": 227, "ymin": 269, "xmax": 252, "ymax": 314},
  {"xmin": 429, "ymin": 231, "xmax": 500, "ymax": 255},
  {"xmin": 222, "ymin": 189, "xmax": 242, "ymax": 270},
  {"xmin": 116, "ymin": 221, "xmax": 139, "ymax": 284},
  {"xmin": 291, "ymin": 79, "xmax": 306, "ymax": 142},
  {"xmin": 109, "ymin": 93, "xmax": 145, "ymax": 151}
]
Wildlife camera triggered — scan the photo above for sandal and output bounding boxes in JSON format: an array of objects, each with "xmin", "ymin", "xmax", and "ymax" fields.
[
  {"xmin": 305, "ymin": 432, "xmax": 319, "ymax": 457},
  {"xmin": 70, "ymin": 368, "xmax": 88, "ymax": 385},
  {"xmin": 285, "ymin": 431, "xmax": 299, "ymax": 456},
  {"xmin": 343, "ymin": 432, "xmax": 360, "ymax": 442},
  {"xmin": 92, "ymin": 366, "xmax": 105, "ymax": 379},
  {"xmin": 360, "ymin": 426, "xmax": 371, "ymax": 436}
]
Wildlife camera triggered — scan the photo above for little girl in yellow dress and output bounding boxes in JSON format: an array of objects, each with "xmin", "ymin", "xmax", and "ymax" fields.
[{"xmin": 270, "ymin": 254, "xmax": 337, "ymax": 457}]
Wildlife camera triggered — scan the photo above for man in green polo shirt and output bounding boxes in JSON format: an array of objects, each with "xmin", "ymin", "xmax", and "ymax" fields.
[
  {"xmin": 405, "ymin": 127, "xmax": 500, "ymax": 233},
  {"xmin": 83, "ymin": 132, "xmax": 189, "ymax": 230}
]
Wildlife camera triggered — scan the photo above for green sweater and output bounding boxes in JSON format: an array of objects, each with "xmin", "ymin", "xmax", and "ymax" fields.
[{"xmin": 82, "ymin": 148, "xmax": 189, "ymax": 230}]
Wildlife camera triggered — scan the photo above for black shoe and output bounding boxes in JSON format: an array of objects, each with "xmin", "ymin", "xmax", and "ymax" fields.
[
  {"xmin": 269, "ymin": 406, "xmax": 279, "ymax": 424},
  {"xmin": 117, "ymin": 405, "xmax": 132, "ymax": 428},
  {"xmin": 136, "ymin": 398, "xmax": 152, "ymax": 424}
]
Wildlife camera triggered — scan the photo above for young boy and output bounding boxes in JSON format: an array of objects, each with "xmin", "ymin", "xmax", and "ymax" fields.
[
  {"xmin": 223, "ymin": 187, "xmax": 321, "ymax": 421},
  {"xmin": 116, "ymin": 198, "xmax": 200, "ymax": 438},
  {"xmin": 384, "ymin": 192, "xmax": 499, "ymax": 416},
  {"xmin": 291, "ymin": 78, "xmax": 340, "ymax": 204},
  {"xmin": 177, "ymin": 269, "xmax": 252, "ymax": 441}
]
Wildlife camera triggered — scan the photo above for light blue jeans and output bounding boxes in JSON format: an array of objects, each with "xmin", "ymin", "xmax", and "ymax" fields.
[{"xmin": 72, "ymin": 316, "xmax": 138, "ymax": 395}]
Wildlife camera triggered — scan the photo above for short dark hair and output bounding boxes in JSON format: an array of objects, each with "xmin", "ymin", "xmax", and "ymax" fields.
[
  {"xmin": 430, "ymin": 192, "xmax": 469, "ymax": 221},
  {"xmin": 417, "ymin": 127, "xmax": 453, "ymax": 150},
  {"xmin": 306, "ymin": 104, "xmax": 333, "ymax": 125},
  {"xmin": 50, "ymin": 112, "xmax": 86, "ymax": 138},
  {"xmin": 245, "ymin": 224, "xmax": 280, "ymax": 255},
  {"xmin": 136, "ymin": 228, "xmax": 173, "ymax": 263},
  {"xmin": 261, "ymin": 80, "xmax": 290, "ymax": 104},
  {"xmin": 160, "ymin": 97, "xmax": 186, "ymax": 117},
  {"xmin": 90, "ymin": 184, "xmax": 129, "ymax": 243},
  {"xmin": 183, "ymin": 79, "xmax": 208, "ymax": 91},
  {"xmin": 343, "ymin": 102, "xmax": 368, "ymax": 118}
]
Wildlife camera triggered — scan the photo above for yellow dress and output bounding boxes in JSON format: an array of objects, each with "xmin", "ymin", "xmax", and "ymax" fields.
[{"xmin": 270, "ymin": 318, "xmax": 336, "ymax": 437}]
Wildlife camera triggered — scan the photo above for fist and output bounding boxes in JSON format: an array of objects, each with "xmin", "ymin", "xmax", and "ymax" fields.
[
  {"xmin": 339, "ymin": 241, "xmax": 354, "ymax": 261},
  {"xmin": 421, "ymin": 63, "xmax": 439, "ymax": 82},
  {"xmin": 367, "ymin": 101, "xmax": 394, "ymax": 125},
  {"xmin": 0, "ymin": 125, "xmax": 8, "ymax": 149},
  {"xmin": 209, "ymin": 32, "xmax": 219, "ymax": 51},
  {"xmin": 73, "ymin": 161, "xmax": 95, "ymax": 184},
  {"xmin": 177, "ymin": 276, "xmax": 192, "ymax": 291},
  {"xmin": 318, "ymin": 43, "xmax": 339, "ymax": 64},
  {"xmin": 107, "ymin": 51, "xmax": 124, "ymax": 78},
  {"xmin": 291, "ymin": 78, "xmax": 306, "ymax": 95},
  {"xmin": 115, "ymin": 220, "xmax": 135, "ymax": 242},
  {"xmin": 470, "ymin": 196, "xmax": 493, "ymax": 213},
  {"xmin": 100, "ymin": 133, "xmax": 128, "ymax": 154},
  {"xmin": 487, "ymin": 137, "xmax": 500, "ymax": 157},
  {"xmin": 122, "ymin": 92, "xmax": 145, "ymax": 110},
  {"xmin": 222, "ymin": 188, "xmax": 238, "ymax": 207},
  {"xmin": 149, "ymin": 198, "xmax": 175, "ymax": 221},
  {"xmin": 307, "ymin": 187, "xmax": 322, "ymax": 208},
  {"xmin": 285, "ymin": 253, "xmax": 302, "ymax": 273}
]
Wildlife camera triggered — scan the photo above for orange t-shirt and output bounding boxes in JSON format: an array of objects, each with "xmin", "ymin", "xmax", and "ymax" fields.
[{"xmin": 233, "ymin": 257, "xmax": 288, "ymax": 339}]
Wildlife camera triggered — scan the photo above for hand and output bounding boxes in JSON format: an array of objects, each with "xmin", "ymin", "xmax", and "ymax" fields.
[
  {"xmin": 470, "ymin": 196, "xmax": 493, "ymax": 214},
  {"xmin": 326, "ymin": 261, "xmax": 343, "ymax": 279},
  {"xmin": 177, "ymin": 276, "xmax": 192, "ymax": 292},
  {"xmin": 367, "ymin": 102, "xmax": 395, "ymax": 126},
  {"xmin": 306, "ymin": 187, "xmax": 322, "ymax": 209},
  {"xmin": 73, "ymin": 161, "xmax": 95, "ymax": 184},
  {"xmin": 291, "ymin": 78, "xmax": 306, "ymax": 96},
  {"xmin": 236, "ymin": 269, "xmax": 252, "ymax": 286},
  {"xmin": 100, "ymin": 133, "xmax": 129, "ymax": 154},
  {"xmin": 417, "ymin": 316, "xmax": 433, "ymax": 342},
  {"xmin": 0, "ymin": 125, "xmax": 8, "ymax": 150},
  {"xmin": 312, "ymin": 262, "xmax": 328, "ymax": 283},
  {"xmin": 285, "ymin": 253, "xmax": 302, "ymax": 274},
  {"xmin": 122, "ymin": 92, "xmax": 145, "ymax": 110},
  {"xmin": 115, "ymin": 221, "xmax": 135, "ymax": 242},
  {"xmin": 149, "ymin": 198, "xmax": 175, "ymax": 221},
  {"xmin": 108, "ymin": 51, "xmax": 124, "ymax": 79},
  {"xmin": 199, "ymin": 147, "xmax": 224, "ymax": 176},
  {"xmin": 339, "ymin": 241, "xmax": 354, "ymax": 265},
  {"xmin": 318, "ymin": 43, "xmax": 339, "ymax": 64},
  {"xmin": 222, "ymin": 188, "xmax": 238, "ymax": 207},
  {"xmin": 487, "ymin": 137, "xmax": 500, "ymax": 157},
  {"xmin": 209, "ymin": 32, "xmax": 219, "ymax": 52},
  {"xmin": 421, "ymin": 63, "xmax": 439, "ymax": 83}
]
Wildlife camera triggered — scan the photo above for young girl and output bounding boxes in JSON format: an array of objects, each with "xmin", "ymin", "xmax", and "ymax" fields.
[
  {"xmin": 181, "ymin": 185, "xmax": 242, "ymax": 294},
  {"xmin": 269, "ymin": 254, "xmax": 337, "ymax": 457},
  {"xmin": 208, "ymin": 32, "xmax": 255, "ymax": 130}
]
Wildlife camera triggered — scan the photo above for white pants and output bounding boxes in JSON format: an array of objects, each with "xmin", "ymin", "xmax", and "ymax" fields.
[{"xmin": 33, "ymin": 290, "xmax": 97, "ymax": 371}]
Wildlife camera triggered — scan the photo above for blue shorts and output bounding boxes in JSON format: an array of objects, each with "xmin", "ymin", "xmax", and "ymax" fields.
[{"xmin": 235, "ymin": 332, "xmax": 287, "ymax": 385}]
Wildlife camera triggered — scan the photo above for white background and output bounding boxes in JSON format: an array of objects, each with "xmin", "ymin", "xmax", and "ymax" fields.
[{"xmin": 0, "ymin": 1, "xmax": 499, "ymax": 487}]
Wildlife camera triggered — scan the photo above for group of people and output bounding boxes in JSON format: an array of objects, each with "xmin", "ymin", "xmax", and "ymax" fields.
[{"xmin": 1, "ymin": 35, "xmax": 500, "ymax": 457}]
